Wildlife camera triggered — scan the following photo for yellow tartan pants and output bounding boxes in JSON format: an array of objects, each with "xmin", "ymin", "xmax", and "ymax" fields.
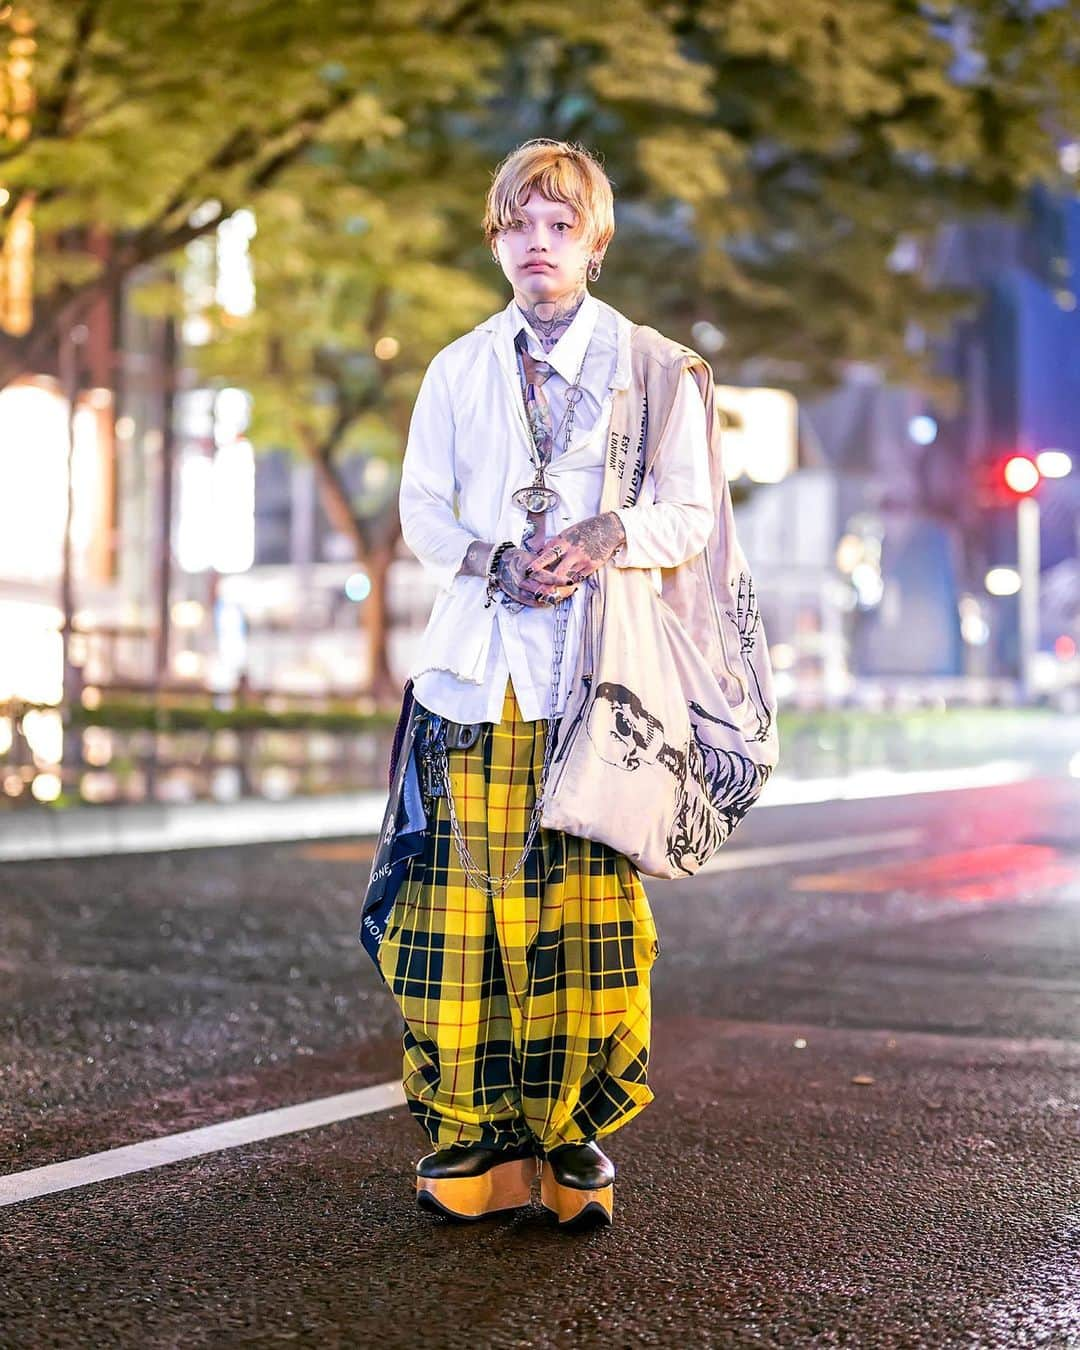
[{"xmin": 377, "ymin": 679, "xmax": 661, "ymax": 1152}]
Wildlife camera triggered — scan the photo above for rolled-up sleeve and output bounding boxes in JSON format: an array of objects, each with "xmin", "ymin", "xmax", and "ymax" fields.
[
  {"xmin": 611, "ymin": 368, "xmax": 714, "ymax": 570},
  {"xmin": 398, "ymin": 353, "xmax": 479, "ymax": 593}
]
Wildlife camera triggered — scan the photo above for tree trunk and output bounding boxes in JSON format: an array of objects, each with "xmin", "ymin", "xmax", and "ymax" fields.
[
  {"xmin": 365, "ymin": 544, "xmax": 398, "ymax": 707},
  {"xmin": 154, "ymin": 311, "xmax": 178, "ymax": 691}
]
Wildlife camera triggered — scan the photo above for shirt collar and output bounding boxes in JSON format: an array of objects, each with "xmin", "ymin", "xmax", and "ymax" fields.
[{"xmin": 506, "ymin": 291, "xmax": 600, "ymax": 384}]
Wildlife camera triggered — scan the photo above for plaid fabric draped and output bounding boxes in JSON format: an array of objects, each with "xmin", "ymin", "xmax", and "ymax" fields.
[{"xmin": 377, "ymin": 679, "xmax": 661, "ymax": 1151}]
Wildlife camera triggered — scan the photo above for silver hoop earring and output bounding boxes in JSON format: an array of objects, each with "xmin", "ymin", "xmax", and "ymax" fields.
[{"xmin": 587, "ymin": 258, "xmax": 602, "ymax": 282}]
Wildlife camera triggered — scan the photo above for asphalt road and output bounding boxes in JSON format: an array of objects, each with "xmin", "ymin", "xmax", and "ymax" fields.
[{"xmin": 1, "ymin": 773, "xmax": 1078, "ymax": 1348}]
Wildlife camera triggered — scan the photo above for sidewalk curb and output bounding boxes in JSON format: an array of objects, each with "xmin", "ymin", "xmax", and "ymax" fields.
[
  {"xmin": 0, "ymin": 792, "xmax": 389, "ymax": 862},
  {"xmin": 0, "ymin": 759, "xmax": 1041, "ymax": 863}
]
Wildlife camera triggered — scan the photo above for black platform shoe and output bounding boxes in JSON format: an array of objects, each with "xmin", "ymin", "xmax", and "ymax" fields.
[
  {"xmin": 415, "ymin": 1139, "xmax": 539, "ymax": 1221},
  {"xmin": 539, "ymin": 1140, "xmax": 615, "ymax": 1229}
]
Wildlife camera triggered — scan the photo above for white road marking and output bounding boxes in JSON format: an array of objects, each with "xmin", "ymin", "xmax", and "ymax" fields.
[
  {"xmin": 0, "ymin": 792, "xmax": 1018, "ymax": 1209},
  {"xmin": 0, "ymin": 1081, "xmax": 407, "ymax": 1209},
  {"xmin": 697, "ymin": 827, "xmax": 923, "ymax": 875},
  {"xmin": 759, "ymin": 759, "xmax": 1035, "ymax": 807}
]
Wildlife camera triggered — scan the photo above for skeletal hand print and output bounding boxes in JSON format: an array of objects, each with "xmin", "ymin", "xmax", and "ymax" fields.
[{"xmin": 725, "ymin": 572, "xmax": 760, "ymax": 655}]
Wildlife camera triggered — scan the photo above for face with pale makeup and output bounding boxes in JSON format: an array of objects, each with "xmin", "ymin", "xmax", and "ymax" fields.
[
  {"xmin": 478, "ymin": 183, "xmax": 625, "ymax": 602},
  {"xmin": 491, "ymin": 191, "xmax": 603, "ymax": 318}
]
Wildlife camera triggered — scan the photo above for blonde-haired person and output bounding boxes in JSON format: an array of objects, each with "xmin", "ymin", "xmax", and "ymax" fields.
[{"xmin": 378, "ymin": 138, "xmax": 715, "ymax": 1231}]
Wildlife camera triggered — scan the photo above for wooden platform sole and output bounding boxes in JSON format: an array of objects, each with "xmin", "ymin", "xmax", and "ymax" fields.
[
  {"xmin": 415, "ymin": 1156, "xmax": 537, "ymax": 1221},
  {"xmin": 539, "ymin": 1162, "xmax": 614, "ymax": 1229}
]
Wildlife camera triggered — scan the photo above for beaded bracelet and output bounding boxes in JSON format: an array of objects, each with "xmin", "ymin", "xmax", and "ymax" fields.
[{"xmin": 483, "ymin": 540, "xmax": 517, "ymax": 609}]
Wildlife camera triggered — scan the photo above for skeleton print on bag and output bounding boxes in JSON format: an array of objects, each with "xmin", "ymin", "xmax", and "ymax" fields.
[
  {"xmin": 724, "ymin": 571, "xmax": 774, "ymax": 744},
  {"xmin": 587, "ymin": 682, "xmax": 685, "ymax": 775},
  {"xmin": 674, "ymin": 703, "xmax": 773, "ymax": 871},
  {"xmin": 587, "ymin": 681, "xmax": 771, "ymax": 874}
]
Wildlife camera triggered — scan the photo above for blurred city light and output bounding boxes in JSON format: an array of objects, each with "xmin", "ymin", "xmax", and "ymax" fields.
[
  {"xmin": 214, "ymin": 387, "xmax": 252, "ymax": 441},
  {"xmin": 716, "ymin": 386, "xmax": 797, "ymax": 483},
  {"xmin": 30, "ymin": 772, "xmax": 62, "ymax": 803},
  {"xmin": 211, "ymin": 440, "xmax": 256, "ymax": 573},
  {"xmin": 177, "ymin": 455, "xmax": 215, "ymax": 572},
  {"xmin": 908, "ymin": 415, "xmax": 938, "ymax": 445},
  {"xmin": 834, "ymin": 534, "xmax": 863, "ymax": 574},
  {"xmin": 1036, "ymin": 449, "xmax": 1072, "ymax": 478},
  {"xmin": 83, "ymin": 726, "xmax": 113, "ymax": 767},
  {"xmin": 171, "ymin": 600, "xmax": 205, "ymax": 629},
  {"xmin": 22, "ymin": 708, "xmax": 62, "ymax": 763},
  {"xmin": 174, "ymin": 650, "xmax": 205, "ymax": 679},
  {"xmin": 179, "ymin": 439, "xmax": 255, "ymax": 574},
  {"xmin": 768, "ymin": 643, "xmax": 795, "ymax": 670},
  {"xmin": 851, "ymin": 563, "xmax": 885, "ymax": 607},
  {"xmin": 1054, "ymin": 635, "xmax": 1076, "ymax": 660},
  {"xmin": 690, "ymin": 321, "xmax": 726, "ymax": 353},
  {"xmin": 985, "ymin": 567, "xmax": 1021, "ymax": 596},
  {"xmin": 0, "ymin": 601, "xmax": 61, "ymax": 703},
  {"xmin": 958, "ymin": 595, "xmax": 990, "ymax": 646},
  {"xmin": 0, "ymin": 383, "xmax": 68, "ymax": 578},
  {"xmin": 1002, "ymin": 456, "xmax": 1040, "ymax": 495},
  {"xmin": 363, "ymin": 459, "xmax": 392, "ymax": 492},
  {"xmin": 216, "ymin": 209, "xmax": 256, "ymax": 317},
  {"xmin": 345, "ymin": 572, "xmax": 372, "ymax": 602}
]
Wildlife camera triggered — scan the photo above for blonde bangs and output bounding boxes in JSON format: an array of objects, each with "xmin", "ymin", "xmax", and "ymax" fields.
[{"xmin": 483, "ymin": 140, "xmax": 615, "ymax": 250}]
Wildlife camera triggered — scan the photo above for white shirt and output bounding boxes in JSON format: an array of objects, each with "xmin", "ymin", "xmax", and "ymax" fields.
[{"xmin": 399, "ymin": 294, "xmax": 714, "ymax": 723}]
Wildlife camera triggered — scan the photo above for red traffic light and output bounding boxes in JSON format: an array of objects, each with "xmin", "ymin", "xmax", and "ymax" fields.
[
  {"xmin": 976, "ymin": 455, "xmax": 1042, "ymax": 507},
  {"xmin": 1001, "ymin": 456, "xmax": 1040, "ymax": 496}
]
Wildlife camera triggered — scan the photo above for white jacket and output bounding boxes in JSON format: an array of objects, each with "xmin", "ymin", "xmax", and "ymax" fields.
[{"xmin": 399, "ymin": 294, "xmax": 714, "ymax": 723}]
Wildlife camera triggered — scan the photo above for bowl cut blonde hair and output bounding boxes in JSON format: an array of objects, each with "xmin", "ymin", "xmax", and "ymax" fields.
[{"xmin": 483, "ymin": 139, "xmax": 615, "ymax": 254}]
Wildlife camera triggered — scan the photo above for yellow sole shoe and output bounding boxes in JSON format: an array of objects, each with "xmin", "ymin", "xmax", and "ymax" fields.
[
  {"xmin": 416, "ymin": 1155, "xmax": 538, "ymax": 1221},
  {"xmin": 539, "ymin": 1161, "xmax": 614, "ymax": 1229}
]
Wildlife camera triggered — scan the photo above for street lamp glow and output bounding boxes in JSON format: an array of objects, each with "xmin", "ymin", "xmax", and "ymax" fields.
[
  {"xmin": 834, "ymin": 534, "xmax": 863, "ymax": 574},
  {"xmin": 985, "ymin": 567, "xmax": 1021, "ymax": 596},
  {"xmin": 1036, "ymin": 450, "xmax": 1072, "ymax": 478},
  {"xmin": 1003, "ymin": 456, "xmax": 1039, "ymax": 495},
  {"xmin": 345, "ymin": 571, "xmax": 372, "ymax": 602},
  {"xmin": 30, "ymin": 773, "xmax": 62, "ymax": 803},
  {"xmin": 851, "ymin": 563, "xmax": 884, "ymax": 606},
  {"xmin": 908, "ymin": 415, "xmax": 937, "ymax": 445}
]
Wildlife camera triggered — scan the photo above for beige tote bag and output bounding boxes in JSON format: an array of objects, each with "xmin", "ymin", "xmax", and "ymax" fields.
[{"xmin": 540, "ymin": 326, "xmax": 780, "ymax": 878}]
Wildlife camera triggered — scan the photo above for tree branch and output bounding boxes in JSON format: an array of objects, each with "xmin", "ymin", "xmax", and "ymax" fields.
[{"xmin": 34, "ymin": 0, "xmax": 104, "ymax": 137}]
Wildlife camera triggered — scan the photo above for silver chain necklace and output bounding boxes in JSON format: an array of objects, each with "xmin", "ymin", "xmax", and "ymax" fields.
[
  {"xmin": 437, "ymin": 328, "xmax": 590, "ymax": 894},
  {"xmin": 511, "ymin": 339, "xmax": 588, "ymax": 518}
]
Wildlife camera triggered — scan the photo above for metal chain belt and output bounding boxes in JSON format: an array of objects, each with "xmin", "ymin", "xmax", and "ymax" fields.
[{"xmin": 439, "ymin": 593, "xmax": 570, "ymax": 895}]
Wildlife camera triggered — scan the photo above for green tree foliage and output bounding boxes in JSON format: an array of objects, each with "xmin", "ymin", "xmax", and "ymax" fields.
[
  {"xmin": 2, "ymin": 1, "xmax": 1077, "ymax": 697},
  {"xmin": 4, "ymin": 0, "xmax": 1076, "ymax": 395},
  {"xmin": 0, "ymin": 0, "xmax": 498, "ymax": 383},
  {"xmin": 477, "ymin": 0, "xmax": 1079, "ymax": 398}
]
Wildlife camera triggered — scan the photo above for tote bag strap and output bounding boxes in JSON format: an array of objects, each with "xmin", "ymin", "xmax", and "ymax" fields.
[{"xmin": 603, "ymin": 327, "xmax": 709, "ymax": 515}]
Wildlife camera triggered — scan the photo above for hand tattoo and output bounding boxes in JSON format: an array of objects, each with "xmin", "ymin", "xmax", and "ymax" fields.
[
  {"xmin": 497, "ymin": 545, "xmax": 578, "ymax": 607},
  {"xmin": 457, "ymin": 539, "xmax": 496, "ymax": 579},
  {"xmin": 513, "ymin": 284, "xmax": 587, "ymax": 353},
  {"xmin": 523, "ymin": 512, "xmax": 626, "ymax": 584}
]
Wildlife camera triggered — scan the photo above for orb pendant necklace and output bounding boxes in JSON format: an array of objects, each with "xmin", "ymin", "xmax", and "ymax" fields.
[{"xmin": 511, "ymin": 341, "xmax": 589, "ymax": 518}]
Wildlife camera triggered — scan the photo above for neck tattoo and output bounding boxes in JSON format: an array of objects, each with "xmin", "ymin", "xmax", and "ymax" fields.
[{"xmin": 515, "ymin": 285, "xmax": 587, "ymax": 353}]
